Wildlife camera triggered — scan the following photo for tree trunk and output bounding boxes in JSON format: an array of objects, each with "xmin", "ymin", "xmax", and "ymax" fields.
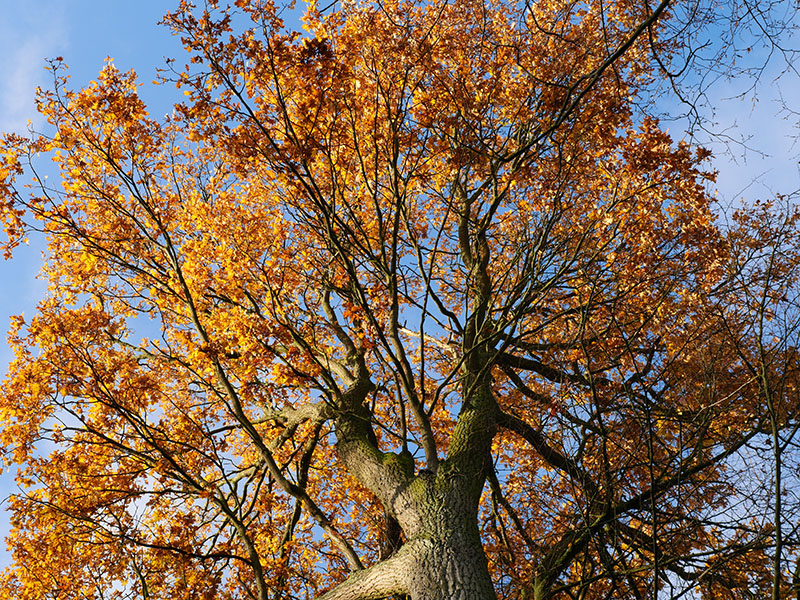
[
  {"xmin": 401, "ymin": 537, "xmax": 496, "ymax": 600},
  {"xmin": 326, "ymin": 357, "xmax": 498, "ymax": 599},
  {"xmin": 318, "ymin": 472, "xmax": 497, "ymax": 600}
]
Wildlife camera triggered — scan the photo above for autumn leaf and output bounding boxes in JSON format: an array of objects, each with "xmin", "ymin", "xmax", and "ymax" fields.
[{"xmin": 1, "ymin": 1, "xmax": 799, "ymax": 600}]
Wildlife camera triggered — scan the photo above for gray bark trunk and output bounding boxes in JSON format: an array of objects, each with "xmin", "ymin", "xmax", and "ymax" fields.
[
  {"xmin": 317, "ymin": 536, "xmax": 495, "ymax": 600},
  {"xmin": 398, "ymin": 470, "xmax": 496, "ymax": 599},
  {"xmin": 317, "ymin": 471, "xmax": 497, "ymax": 600},
  {"xmin": 402, "ymin": 538, "xmax": 496, "ymax": 600},
  {"xmin": 324, "ymin": 352, "xmax": 498, "ymax": 599}
]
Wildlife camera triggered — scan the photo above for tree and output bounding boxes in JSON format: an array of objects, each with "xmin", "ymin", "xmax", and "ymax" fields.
[{"xmin": 0, "ymin": 0, "xmax": 799, "ymax": 598}]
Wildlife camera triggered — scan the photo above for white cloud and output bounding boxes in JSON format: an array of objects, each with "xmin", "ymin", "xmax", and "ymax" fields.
[
  {"xmin": 0, "ymin": 3, "xmax": 68, "ymax": 133},
  {"xmin": 0, "ymin": 39, "xmax": 50, "ymax": 133}
]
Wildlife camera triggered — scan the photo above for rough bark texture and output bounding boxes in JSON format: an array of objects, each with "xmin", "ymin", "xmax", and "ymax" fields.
[
  {"xmin": 397, "ymin": 467, "xmax": 496, "ymax": 598},
  {"xmin": 318, "ymin": 472, "xmax": 497, "ymax": 600},
  {"xmin": 324, "ymin": 351, "xmax": 498, "ymax": 600},
  {"xmin": 401, "ymin": 529, "xmax": 496, "ymax": 599}
]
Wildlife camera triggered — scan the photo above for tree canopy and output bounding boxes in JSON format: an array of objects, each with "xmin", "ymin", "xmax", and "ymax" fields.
[{"xmin": 1, "ymin": 0, "xmax": 799, "ymax": 599}]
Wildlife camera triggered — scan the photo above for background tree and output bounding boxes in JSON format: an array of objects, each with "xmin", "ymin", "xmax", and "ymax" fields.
[{"xmin": 0, "ymin": 0, "xmax": 798, "ymax": 599}]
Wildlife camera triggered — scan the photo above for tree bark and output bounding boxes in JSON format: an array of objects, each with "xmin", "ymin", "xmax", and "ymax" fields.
[
  {"xmin": 401, "ymin": 537, "xmax": 496, "ymax": 600},
  {"xmin": 329, "ymin": 394, "xmax": 498, "ymax": 599},
  {"xmin": 325, "ymin": 320, "xmax": 498, "ymax": 600},
  {"xmin": 318, "ymin": 471, "xmax": 497, "ymax": 600}
]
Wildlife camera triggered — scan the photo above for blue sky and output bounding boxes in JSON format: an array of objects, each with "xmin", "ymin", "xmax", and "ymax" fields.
[
  {"xmin": 0, "ymin": 0, "xmax": 181, "ymax": 323},
  {"xmin": 0, "ymin": 1, "xmax": 180, "ymax": 569},
  {"xmin": 0, "ymin": 0, "xmax": 798, "ymax": 572}
]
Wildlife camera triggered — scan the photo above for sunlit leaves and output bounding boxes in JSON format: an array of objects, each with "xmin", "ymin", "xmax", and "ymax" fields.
[{"xmin": 0, "ymin": 1, "xmax": 798, "ymax": 599}]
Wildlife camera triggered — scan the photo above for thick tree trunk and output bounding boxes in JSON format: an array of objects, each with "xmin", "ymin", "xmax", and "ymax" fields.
[
  {"xmin": 401, "ymin": 537, "xmax": 496, "ymax": 600},
  {"xmin": 326, "ymin": 352, "xmax": 498, "ymax": 599},
  {"xmin": 395, "ymin": 468, "xmax": 495, "ymax": 599},
  {"xmin": 318, "ymin": 475, "xmax": 497, "ymax": 600}
]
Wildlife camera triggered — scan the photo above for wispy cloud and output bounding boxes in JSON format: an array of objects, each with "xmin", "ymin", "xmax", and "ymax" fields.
[
  {"xmin": 0, "ymin": 7, "xmax": 68, "ymax": 569},
  {"xmin": 0, "ymin": 3, "xmax": 67, "ymax": 133}
]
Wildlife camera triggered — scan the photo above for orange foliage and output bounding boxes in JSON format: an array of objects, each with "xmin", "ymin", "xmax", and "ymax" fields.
[{"xmin": 1, "ymin": 1, "xmax": 799, "ymax": 599}]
